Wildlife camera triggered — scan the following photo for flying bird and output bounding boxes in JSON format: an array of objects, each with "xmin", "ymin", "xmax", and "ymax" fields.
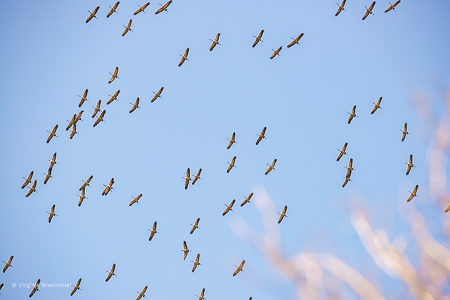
[
  {"xmin": 256, "ymin": 126, "xmax": 267, "ymax": 145},
  {"xmin": 270, "ymin": 46, "xmax": 282, "ymax": 59},
  {"xmin": 79, "ymin": 175, "xmax": 93, "ymax": 191},
  {"xmin": 70, "ymin": 124, "xmax": 78, "ymax": 139},
  {"xmin": 401, "ymin": 123, "xmax": 409, "ymax": 142},
  {"xmin": 265, "ymin": 159, "xmax": 277, "ymax": 175},
  {"xmin": 46, "ymin": 204, "xmax": 57, "ymax": 223},
  {"xmin": 129, "ymin": 97, "xmax": 140, "ymax": 113},
  {"xmin": 362, "ymin": 1, "xmax": 376, "ymax": 20},
  {"xmin": 43, "ymin": 168, "xmax": 52, "ymax": 184},
  {"xmin": 122, "ymin": 19, "xmax": 133, "ymax": 36},
  {"xmin": 78, "ymin": 89, "xmax": 88, "ymax": 107},
  {"xmin": 183, "ymin": 168, "xmax": 191, "ymax": 190},
  {"xmin": 335, "ymin": 0, "xmax": 347, "ymax": 16},
  {"xmin": 181, "ymin": 241, "xmax": 190, "ymax": 260},
  {"xmin": 134, "ymin": 2, "xmax": 150, "ymax": 15},
  {"xmin": 233, "ymin": 260, "xmax": 245, "ymax": 276},
  {"xmin": 70, "ymin": 278, "xmax": 82, "ymax": 296},
  {"xmin": 407, "ymin": 185, "xmax": 419, "ymax": 202},
  {"xmin": 192, "ymin": 168, "xmax": 202, "ymax": 185},
  {"xmin": 385, "ymin": 0, "xmax": 400, "ymax": 13},
  {"xmin": 209, "ymin": 33, "xmax": 221, "ymax": 51},
  {"xmin": 29, "ymin": 279, "xmax": 40, "ymax": 298},
  {"xmin": 226, "ymin": 132, "xmax": 236, "ymax": 149},
  {"xmin": 86, "ymin": 6, "xmax": 100, "ymax": 23},
  {"xmin": 92, "ymin": 100, "xmax": 101, "ymax": 118},
  {"xmin": 178, "ymin": 48, "xmax": 189, "ymax": 67},
  {"xmin": 77, "ymin": 188, "xmax": 87, "ymax": 207},
  {"xmin": 93, "ymin": 110, "xmax": 106, "ymax": 127},
  {"xmin": 22, "ymin": 171, "xmax": 34, "ymax": 189},
  {"xmin": 105, "ymin": 263, "xmax": 116, "ymax": 282},
  {"xmin": 336, "ymin": 142, "xmax": 348, "ymax": 161},
  {"xmin": 107, "ymin": 90, "xmax": 120, "ymax": 105},
  {"xmin": 2, "ymin": 256, "xmax": 13, "ymax": 273},
  {"xmin": 107, "ymin": 1, "xmax": 120, "ymax": 18},
  {"xmin": 371, "ymin": 97, "xmax": 383, "ymax": 114},
  {"xmin": 46, "ymin": 124, "xmax": 58, "ymax": 143},
  {"xmin": 241, "ymin": 192, "xmax": 253, "ymax": 207},
  {"xmin": 223, "ymin": 199, "xmax": 236, "ymax": 216},
  {"xmin": 129, "ymin": 194, "xmax": 143, "ymax": 206},
  {"xmin": 66, "ymin": 114, "xmax": 77, "ymax": 131},
  {"xmin": 25, "ymin": 180, "xmax": 37, "ymax": 198},
  {"xmin": 190, "ymin": 218, "xmax": 200, "ymax": 234},
  {"xmin": 192, "ymin": 253, "xmax": 201, "ymax": 272},
  {"xmin": 252, "ymin": 30, "xmax": 264, "ymax": 48},
  {"xmin": 287, "ymin": 33, "xmax": 304, "ymax": 48},
  {"xmin": 102, "ymin": 178, "xmax": 115, "ymax": 196},
  {"xmin": 148, "ymin": 221, "xmax": 158, "ymax": 241},
  {"xmin": 196, "ymin": 288, "xmax": 205, "ymax": 300},
  {"xmin": 345, "ymin": 158, "xmax": 354, "ymax": 178},
  {"xmin": 108, "ymin": 67, "xmax": 119, "ymax": 84},
  {"xmin": 155, "ymin": 0, "xmax": 172, "ymax": 14},
  {"xmin": 406, "ymin": 154, "xmax": 415, "ymax": 175},
  {"xmin": 136, "ymin": 286, "xmax": 148, "ymax": 300},
  {"xmin": 151, "ymin": 87, "xmax": 164, "ymax": 102},
  {"xmin": 347, "ymin": 105, "xmax": 357, "ymax": 124},
  {"xmin": 227, "ymin": 156, "xmax": 236, "ymax": 173},
  {"xmin": 278, "ymin": 205, "xmax": 288, "ymax": 224}
]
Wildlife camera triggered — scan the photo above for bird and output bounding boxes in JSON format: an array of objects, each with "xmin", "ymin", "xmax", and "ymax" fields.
[
  {"xmin": 190, "ymin": 218, "xmax": 200, "ymax": 234},
  {"xmin": 223, "ymin": 199, "xmax": 236, "ymax": 216},
  {"xmin": 134, "ymin": 2, "xmax": 150, "ymax": 15},
  {"xmin": 278, "ymin": 205, "xmax": 288, "ymax": 224},
  {"xmin": 270, "ymin": 46, "xmax": 282, "ymax": 59},
  {"xmin": 108, "ymin": 67, "xmax": 119, "ymax": 84},
  {"xmin": 336, "ymin": 142, "xmax": 348, "ymax": 161},
  {"xmin": 178, "ymin": 48, "xmax": 189, "ymax": 67},
  {"xmin": 25, "ymin": 180, "xmax": 37, "ymax": 198},
  {"xmin": 182, "ymin": 168, "xmax": 191, "ymax": 190},
  {"xmin": 192, "ymin": 253, "xmax": 201, "ymax": 272},
  {"xmin": 66, "ymin": 114, "xmax": 77, "ymax": 131},
  {"xmin": 122, "ymin": 19, "xmax": 133, "ymax": 36},
  {"xmin": 401, "ymin": 123, "xmax": 409, "ymax": 142},
  {"xmin": 48, "ymin": 152, "xmax": 57, "ymax": 170},
  {"xmin": 43, "ymin": 168, "xmax": 52, "ymax": 185},
  {"xmin": 148, "ymin": 221, "xmax": 158, "ymax": 241},
  {"xmin": 233, "ymin": 260, "xmax": 245, "ymax": 276},
  {"xmin": 265, "ymin": 159, "xmax": 277, "ymax": 175},
  {"xmin": 129, "ymin": 97, "xmax": 140, "ymax": 113},
  {"xmin": 102, "ymin": 178, "xmax": 115, "ymax": 196},
  {"xmin": 226, "ymin": 132, "xmax": 236, "ymax": 149},
  {"xmin": 107, "ymin": 90, "xmax": 120, "ymax": 104},
  {"xmin": 79, "ymin": 175, "xmax": 94, "ymax": 191},
  {"xmin": 105, "ymin": 263, "xmax": 116, "ymax": 282},
  {"xmin": 151, "ymin": 87, "xmax": 164, "ymax": 102},
  {"xmin": 70, "ymin": 278, "xmax": 82, "ymax": 296},
  {"xmin": 29, "ymin": 279, "xmax": 40, "ymax": 298},
  {"xmin": 196, "ymin": 288, "xmax": 205, "ymax": 300},
  {"xmin": 407, "ymin": 185, "xmax": 419, "ymax": 202},
  {"xmin": 385, "ymin": 0, "xmax": 400, "ymax": 13},
  {"xmin": 155, "ymin": 0, "xmax": 172, "ymax": 14},
  {"xmin": 209, "ymin": 33, "xmax": 221, "ymax": 51},
  {"xmin": 192, "ymin": 168, "xmax": 202, "ymax": 185},
  {"xmin": 347, "ymin": 105, "xmax": 357, "ymax": 124},
  {"xmin": 241, "ymin": 192, "xmax": 253, "ymax": 207},
  {"xmin": 345, "ymin": 158, "xmax": 354, "ymax": 178},
  {"xmin": 371, "ymin": 97, "xmax": 383, "ymax": 114},
  {"xmin": 335, "ymin": 0, "xmax": 347, "ymax": 16},
  {"xmin": 342, "ymin": 176, "xmax": 351, "ymax": 187},
  {"xmin": 77, "ymin": 188, "xmax": 87, "ymax": 207},
  {"xmin": 92, "ymin": 100, "xmax": 101, "ymax": 118},
  {"xmin": 227, "ymin": 156, "xmax": 236, "ymax": 173},
  {"xmin": 129, "ymin": 194, "xmax": 143, "ymax": 206},
  {"xmin": 136, "ymin": 286, "xmax": 148, "ymax": 300},
  {"xmin": 107, "ymin": 1, "xmax": 120, "ymax": 18},
  {"xmin": 252, "ymin": 30, "xmax": 264, "ymax": 48},
  {"xmin": 86, "ymin": 6, "xmax": 100, "ymax": 23},
  {"xmin": 78, "ymin": 89, "xmax": 88, "ymax": 107},
  {"xmin": 181, "ymin": 241, "xmax": 190, "ymax": 260},
  {"xmin": 46, "ymin": 124, "xmax": 58, "ymax": 143},
  {"xmin": 362, "ymin": 1, "xmax": 376, "ymax": 20},
  {"xmin": 256, "ymin": 126, "xmax": 267, "ymax": 145},
  {"xmin": 2, "ymin": 256, "xmax": 13, "ymax": 273},
  {"xmin": 22, "ymin": 171, "xmax": 34, "ymax": 189},
  {"xmin": 70, "ymin": 124, "xmax": 78, "ymax": 140},
  {"xmin": 46, "ymin": 204, "xmax": 57, "ymax": 223},
  {"xmin": 406, "ymin": 154, "xmax": 415, "ymax": 175},
  {"xmin": 93, "ymin": 110, "xmax": 106, "ymax": 127},
  {"xmin": 287, "ymin": 33, "xmax": 304, "ymax": 48}
]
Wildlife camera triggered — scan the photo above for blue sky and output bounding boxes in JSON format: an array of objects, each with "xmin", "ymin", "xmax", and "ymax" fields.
[{"xmin": 1, "ymin": 0, "xmax": 450, "ymax": 299}]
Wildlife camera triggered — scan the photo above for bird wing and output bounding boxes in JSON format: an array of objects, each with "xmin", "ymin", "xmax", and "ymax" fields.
[
  {"xmin": 335, "ymin": 5, "xmax": 343, "ymax": 16},
  {"xmin": 105, "ymin": 272, "xmax": 112, "ymax": 282},
  {"xmin": 270, "ymin": 50, "xmax": 276, "ymax": 59},
  {"xmin": 371, "ymin": 104, "xmax": 377, "ymax": 114},
  {"xmin": 369, "ymin": 1, "xmax": 376, "ymax": 11},
  {"xmin": 278, "ymin": 213, "xmax": 284, "ymax": 224},
  {"xmin": 362, "ymin": 10, "xmax": 369, "ymax": 20},
  {"xmin": 347, "ymin": 113, "xmax": 354, "ymax": 124},
  {"xmin": 265, "ymin": 165, "xmax": 272, "ymax": 175},
  {"xmin": 155, "ymin": 5, "xmax": 165, "ymax": 14},
  {"xmin": 233, "ymin": 267, "xmax": 240, "ymax": 276},
  {"xmin": 406, "ymin": 164, "xmax": 411, "ymax": 175},
  {"xmin": 342, "ymin": 177, "xmax": 350, "ymax": 187},
  {"xmin": 134, "ymin": 6, "xmax": 142, "ymax": 15},
  {"xmin": 445, "ymin": 203, "xmax": 450, "ymax": 213},
  {"xmin": 287, "ymin": 39, "xmax": 296, "ymax": 48},
  {"xmin": 210, "ymin": 40, "xmax": 216, "ymax": 51},
  {"xmin": 70, "ymin": 285, "xmax": 77, "ymax": 296},
  {"xmin": 93, "ymin": 117, "xmax": 101, "ymax": 127}
]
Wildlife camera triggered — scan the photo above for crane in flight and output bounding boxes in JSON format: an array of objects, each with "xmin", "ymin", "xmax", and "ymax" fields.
[
  {"xmin": 190, "ymin": 218, "xmax": 200, "ymax": 234},
  {"xmin": 401, "ymin": 123, "xmax": 409, "ymax": 142},
  {"xmin": 223, "ymin": 199, "xmax": 236, "ymax": 216},
  {"xmin": 192, "ymin": 168, "xmax": 202, "ymax": 185},
  {"xmin": 227, "ymin": 156, "xmax": 236, "ymax": 173},
  {"xmin": 43, "ymin": 168, "xmax": 52, "ymax": 185},
  {"xmin": 287, "ymin": 33, "xmax": 304, "ymax": 48},
  {"xmin": 233, "ymin": 260, "xmax": 245, "ymax": 276},
  {"xmin": 407, "ymin": 185, "xmax": 418, "ymax": 202},
  {"xmin": 92, "ymin": 100, "xmax": 101, "ymax": 118},
  {"xmin": 107, "ymin": 2, "xmax": 120, "ymax": 18},
  {"xmin": 196, "ymin": 288, "xmax": 206, "ymax": 300},
  {"xmin": 129, "ymin": 97, "xmax": 140, "ymax": 113},
  {"xmin": 29, "ymin": 279, "xmax": 40, "ymax": 298},
  {"xmin": 79, "ymin": 175, "xmax": 94, "ymax": 191},
  {"xmin": 265, "ymin": 159, "xmax": 277, "ymax": 175},
  {"xmin": 108, "ymin": 67, "xmax": 119, "ymax": 84},
  {"xmin": 278, "ymin": 205, "xmax": 288, "ymax": 224},
  {"xmin": 252, "ymin": 30, "xmax": 264, "ymax": 48},
  {"xmin": 2, "ymin": 256, "xmax": 13, "ymax": 273},
  {"xmin": 70, "ymin": 124, "xmax": 78, "ymax": 140},
  {"xmin": 66, "ymin": 114, "xmax": 77, "ymax": 131},
  {"xmin": 70, "ymin": 278, "xmax": 82, "ymax": 296},
  {"xmin": 362, "ymin": 1, "xmax": 376, "ymax": 20},
  {"xmin": 335, "ymin": 0, "xmax": 346, "ymax": 16},
  {"xmin": 122, "ymin": 19, "xmax": 133, "ymax": 36},
  {"xmin": 151, "ymin": 87, "xmax": 164, "ymax": 102},
  {"xmin": 226, "ymin": 132, "xmax": 236, "ymax": 149},
  {"xmin": 371, "ymin": 97, "xmax": 383, "ymax": 114},
  {"xmin": 93, "ymin": 110, "xmax": 106, "ymax": 127},
  {"xmin": 348, "ymin": 105, "xmax": 357, "ymax": 124},
  {"xmin": 181, "ymin": 241, "xmax": 190, "ymax": 260},
  {"xmin": 155, "ymin": 0, "xmax": 172, "ymax": 14},
  {"xmin": 182, "ymin": 168, "xmax": 191, "ymax": 190},
  {"xmin": 209, "ymin": 33, "xmax": 221, "ymax": 51},
  {"xmin": 270, "ymin": 46, "xmax": 282, "ymax": 59},
  {"xmin": 25, "ymin": 179, "xmax": 37, "ymax": 198},
  {"xmin": 385, "ymin": 0, "xmax": 400, "ymax": 13},
  {"xmin": 241, "ymin": 192, "xmax": 253, "ymax": 207},
  {"xmin": 129, "ymin": 194, "xmax": 143, "ymax": 206},
  {"xmin": 105, "ymin": 263, "xmax": 116, "ymax": 282},
  {"xmin": 336, "ymin": 142, "xmax": 348, "ymax": 161},
  {"xmin": 47, "ymin": 204, "xmax": 57, "ymax": 223},
  {"xmin": 78, "ymin": 89, "xmax": 88, "ymax": 107},
  {"xmin": 136, "ymin": 286, "xmax": 148, "ymax": 300},
  {"xmin": 102, "ymin": 178, "xmax": 115, "ymax": 196},
  {"xmin": 178, "ymin": 48, "xmax": 189, "ymax": 67},
  {"xmin": 406, "ymin": 154, "xmax": 415, "ymax": 175},
  {"xmin": 22, "ymin": 171, "xmax": 34, "ymax": 189},
  {"xmin": 46, "ymin": 124, "xmax": 58, "ymax": 143},
  {"xmin": 86, "ymin": 6, "xmax": 100, "ymax": 23},
  {"xmin": 77, "ymin": 188, "xmax": 87, "ymax": 207},
  {"xmin": 134, "ymin": 2, "xmax": 150, "ymax": 15},
  {"xmin": 192, "ymin": 253, "xmax": 201, "ymax": 272},
  {"xmin": 256, "ymin": 127, "xmax": 267, "ymax": 145},
  {"xmin": 107, "ymin": 90, "xmax": 120, "ymax": 105},
  {"xmin": 148, "ymin": 221, "xmax": 158, "ymax": 241}
]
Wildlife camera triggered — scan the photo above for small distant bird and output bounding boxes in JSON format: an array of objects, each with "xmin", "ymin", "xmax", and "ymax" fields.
[
  {"xmin": 70, "ymin": 278, "xmax": 82, "ymax": 296},
  {"xmin": 107, "ymin": 1, "xmax": 120, "ymax": 18},
  {"xmin": 93, "ymin": 110, "xmax": 106, "ymax": 127},
  {"xmin": 406, "ymin": 154, "xmax": 415, "ymax": 175},
  {"xmin": 252, "ymin": 30, "xmax": 264, "ymax": 48},
  {"xmin": 287, "ymin": 33, "xmax": 304, "ymax": 48},
  {"xmin": 105, "ymin": 263, "xmax": 116, "ymax": 282},
  {"xmin": 22, "ymin": 171, "xmax": 34, "ymax": 189},
  {"xmin": 241, "ymin": 192, "xmax": 253, "ymax": 207},
  {"xmin": 122, "ymin": 19, "xmax": 133, "ymax": 36},
  {"xmin": 43, "ymin": 168, "xmax": 52, "ymax": 185},
  {"xmin": 196, "ymin": 288, "xmax": 205, "ymax": 300},
  {"xmin": 46, "ymin": 124, "xmax": 58, "ymax": 143},
  {"xmin": 25, "ymin": 180, "xmax": 37, "ymax": 198},
  {"xmin": 78, "ymin": 89, "xmax": 88, "ymax": 107},
  {"xmin": 181, "ymin": 241, "xmax": 190, "ymax": 260},
  {"xmin": 148, "ymin": 221, "xmax": 158, "ymax": 241},
  {"xmin": 178, "ymin": 48, "xmax": 189, "ymax": 67},
  {"xmin": 77, "ymin": 188, "xmax": 87, "ymax": 207},
  {"xmin": 66, "ymin": 114, "xmax": 77, "ymax": 131},
  {"xmin": 183, "ymin": 168, "xmax": 191, "ymax": 190},
  {"xmin": 226, "ymin": 132, "xmax": 236, "ymax": 149},
  {"xmin": 134, "ymin": 2, "xmax": 150, "ymax": 15},
  {"xmin": 107, "ymin": 90, "xmax": 120, "ymax": 105},
  {"xmin": 29, "ymin": 279, "xmax": 40, "ymax": 298},
  {"xmin": 265, "ymin": 159, "xmax": 277, "ymax": 175},
  {"xmin": 190, "ymin": 218, "xmax": 200, "ymax": 234},
  {"xmin": 102, "ymin": 178, "xmax": 115, "ymax": 196},
  {"xmin": 345, "ymin": 158, "xmax": 354, "ymax": 178},
  {"xmin": 278, "ymin": 205, "xmax": 288, "ymax": 224},
  {"xmin": 371, "ymin": 97, "xmax": 383, "ymax": 114},
  {"xmin": 155, "ymin": 0, "xmax": 172, "ymax": 14},
  {"xmin": 79, "ymin": 175, "xmax": 94, "ymax": 191},
  {"xmin": 92, "ymin": 100, "xmax": 101, "ymax": 118},
  {"xmin": 362, "ymin": 1, "xmax": 376, "ymax": 20},
  {"xmin": 256, "ymin": 126, "xmax": 267, "ymax": 145},
  {"xmin": 270, "ymin": 46, "xmax": 282, "ymax": 59},
  {"xmin": 136, "ymin": 286, "xmax": 148, "ymax": 300},
  {"xmin": 2, "ymin": 256, "xmax": 13, "ymax": 273},
  {"xmin": 70, "ymin": 123, "xmax": 78, "ymax": 140},
  {"xmin": 129, "ymin": 97, "xmax": 140, "ymax": 113},
  {"xmin": 347, "ymin": 105, "xmax": 357, "ymax": 124},
  {"xmin": 209, "ymin": 33, "xmax": 221, "ymax": 51},
  {"xmin": 47, "ymin": 205, "xmax": 57, "ymax": 223},
  {"xmin": 407, "ymin": 185, "xmax": 419, "ymax": 202},
  {"xmin": 337, "ymin": 142, "xmax": 348, "ymax": 161},
  {"xmin": 192, "ymin": 168, "xmax": 202, "ymax": 185},
  {"xmin": 223, "ymin": 199, "xmax": 236, "ymax": 216},
  {"xmin": 227, "ymin": 156, "xmax": 236, "ymax": 173},
  {"xmin": 151, "ymin": 87, "xmax": 164, "ymax": 102},
  {"xmin": 401, "ymin": 123, "xmax": 409, "ymax": 142},
  {"xmin": 233, "ymin": 260, "xmax": 245, "ymax": 276},
  {"xmin": 192, "ymin": 253, "xmax": 201, "ymax": 272},
  {"xmin": 385, "ymin": 0, "xmax": 400, "ymax": 13},
  {"xmin": 129, "ymin": 194, "xmax": 143, "ymax": 206},
  {"xmin": 108, "ymin": 67, "xmax": 119, "ymax": 84},
  {"xmin": 86, "ymin": 6, "xmax": 100, "ymax": 23},
  {"xmin": 335, "ymin": 0, "xmax": 347, "ymax": 16}
]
